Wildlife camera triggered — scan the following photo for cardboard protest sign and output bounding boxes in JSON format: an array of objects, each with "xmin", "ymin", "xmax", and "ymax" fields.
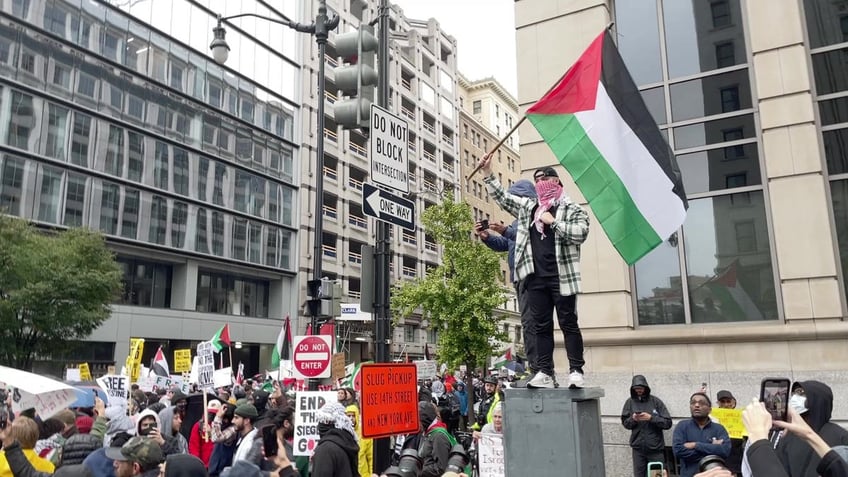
[
  {"xmin": 293, "ymin": 391, "xmax": 336, "ymax": 456},
  {"xmin": 96, "ymin": 375, "xmax": 129, "ymax": 408},
  {"xmin": 479, "ymin": 434, "xmax": 505, "ymax": 477},
  {"xmin": 711, "ymin": 408, "xmax": 746, "ymax": 439},
  {"xmin": 195, "ymin": 341, "xmax": 215, "ymax": 390},
  {"xmin": 414, "ymin": 360, "xmax": 437, "ymax": 379},
  {"xmin": 78, "ymin": 363, "xmax": 91, "ymax": 381},
  {"xmin": 213, "ymin": 368, "xmax": 233, "ymax": 388},
  {"xmin": 125, "ymin": 339, "xmax": 144, "ymax": 383}
]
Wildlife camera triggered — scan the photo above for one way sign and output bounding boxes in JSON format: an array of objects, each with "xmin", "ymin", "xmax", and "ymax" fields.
[{"xmin": 362, "ymin": 183, "xmax": 415, "ymax": 232}]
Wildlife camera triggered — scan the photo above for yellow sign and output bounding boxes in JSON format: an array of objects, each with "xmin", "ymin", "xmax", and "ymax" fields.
[
  {"xmin": 78, "ymin": 363, "xmax": 91, "ymax": 381},
  {"xmin": 711, "ymin": 408, "xmax": 746, "ymax": 439},
  {"xmin": 125, "ymin": 338, "xmax": 145, "ymax": 384},
  {"xmin": 173, "ymin": 349, "xmax": 192, "ymax": 373}
]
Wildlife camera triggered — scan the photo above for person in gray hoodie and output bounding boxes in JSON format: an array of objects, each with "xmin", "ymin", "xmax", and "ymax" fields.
[{"xmin": 157, "ymin": 406, "xmax": 188, "ymax": 456}]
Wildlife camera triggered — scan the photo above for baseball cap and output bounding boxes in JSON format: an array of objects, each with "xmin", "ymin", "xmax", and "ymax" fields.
[
  {"xmin": 207, "ymin": 399, "xmax": 222, "ymax": 413},
  {"xmin": 716, "ymin": 390, "xmax": 735, "ymax": 401},
  {"xmin": 105, "ymin": 436, "xmax": 164, "ymax": 469},
  {"xmin": 534, "ymin": 167, "xmax": 559, "ymax": 180}
]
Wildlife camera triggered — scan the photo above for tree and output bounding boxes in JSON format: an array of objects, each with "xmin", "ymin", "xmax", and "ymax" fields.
[
  {"xmin": 0, "ymin": 216, "xmax": 122, "ymax": 369},
  {"xmin": 390, "ymin": 192, "xmax": 508, "ymax": 423}
]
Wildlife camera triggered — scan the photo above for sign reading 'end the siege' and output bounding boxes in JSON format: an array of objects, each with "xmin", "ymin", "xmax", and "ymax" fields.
[
  {"xmin": 369, "ymin": 104, "xmax": 409, "ymax": 193},
  {"xmin": 360, "ymin": 363, "xmax": 419, "ymax": 439}
]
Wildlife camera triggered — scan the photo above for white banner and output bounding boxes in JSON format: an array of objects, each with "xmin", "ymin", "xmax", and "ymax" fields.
[
  {"xmin": 196, "ymin": 341, "xmax": 215, "ymax": 389},
  {"xmin": 293, "ymin": 391, "xmax": 336, "ymax": 457},
  {"xmin": 213, "ymin": 368, "xmax": 233, "ymax": 388},
  {"xmin": 415, "ymin": 360, "xmax": 437, "ymax": 380},
  {"xmin": 96, "ymin": 375, "xmax": 129, "ymax": 408},
  {"xmin": 478, "ymin": 434, "xmax": 505, "ymax": 477}
]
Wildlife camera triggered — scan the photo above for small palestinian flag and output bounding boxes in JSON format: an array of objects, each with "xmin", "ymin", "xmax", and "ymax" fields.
[
  {"xmin": 210, "ymin": 324, "xmax": 231, "ymax": 353},
  {"xmin": 151, "ymin": 346, "xmax": 169, "ymax": 377},
  {"xmin": 527, "ymin": 30, "xmax": 688, "ymax": 264}
]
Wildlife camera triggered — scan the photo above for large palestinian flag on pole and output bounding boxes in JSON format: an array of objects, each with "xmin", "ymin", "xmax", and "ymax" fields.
[{"xmin": 527, "ymin": 30, "xmax": 688, "ymax": 264}]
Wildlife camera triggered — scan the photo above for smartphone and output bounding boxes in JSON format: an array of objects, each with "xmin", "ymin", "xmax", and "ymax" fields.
[
  {"xmin": 262, "ymin": 424, "xmax": 279, "ymax": 458},
  {"xmin": 647, "ymin": 461, "xmax": 664, "ymax": 477},
  {"xmin": 760, "ymin": 378, "xmax": 791, "ymax": 422},
  {"xmin": 480, "ymin": 219, "xmax": 489, "ymax": 230}
]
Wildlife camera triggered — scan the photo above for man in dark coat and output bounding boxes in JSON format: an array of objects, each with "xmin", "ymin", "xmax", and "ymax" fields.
[
  {"xmin": 418, "ymin": 401, "xmax": 452, "ymax": 477},
  {"xmin": 777, "ymin": 380, "xmax": 848, "ymax": 477},
  {"xmin": 311, "ymin": 402, "xmax": 359, "ymax": 477},
  {"xmin": 621, "ymin": 375, "xmax": 673, "ymax": 477}
]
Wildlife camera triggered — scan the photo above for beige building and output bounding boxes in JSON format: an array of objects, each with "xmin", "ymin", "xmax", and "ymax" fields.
[
  {"xmin": 458, "ymin": 74, "xmax": 523, "ymax": 348},
  {"xmin": 515, "ymin": 0, "xmax": 848, "ymax": 474}
]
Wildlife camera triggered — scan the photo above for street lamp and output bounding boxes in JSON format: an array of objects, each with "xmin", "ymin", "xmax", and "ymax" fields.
[{"xmin": 210, "ymin": 4, "xmax": 339, "ymax": 392}]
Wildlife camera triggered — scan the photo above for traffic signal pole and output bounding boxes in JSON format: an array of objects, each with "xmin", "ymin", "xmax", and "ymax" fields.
[{"xmin": 373, "ymin": 0, "xmax": 392, "ymax": 472}]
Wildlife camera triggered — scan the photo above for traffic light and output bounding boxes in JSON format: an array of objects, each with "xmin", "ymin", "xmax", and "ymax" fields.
[{"xmin": 334, "ymin": 25, "xmax": 378, "ymax": 130}]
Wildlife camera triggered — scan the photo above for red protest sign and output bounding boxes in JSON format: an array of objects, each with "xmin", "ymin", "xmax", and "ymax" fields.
[{"xmin": 360, "ymin": 363, "xmax": 418, "ymax": 439}]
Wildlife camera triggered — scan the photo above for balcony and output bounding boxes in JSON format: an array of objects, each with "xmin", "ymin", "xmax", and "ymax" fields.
[
  {"xmin": 402, "ymin": 266, "xmax": 416, "ymax": 278},
  {"xmin": 424, "ymin": 240, "xmax": 437, "ymax": 252},
  {"xmin": 349, "ymin": 142, "xmax": 367, "ymax": 157},
  {"xmin": 422, "ymin": 122, "xmax": 435, "ymax": 135},
  {"xmin": 442, "ymin": 134, "xmax": 453, "ymax": 146},
  {"xmin": 401, "ymin": 78, "xmax": 411, "ymax": 91},
  {"xmin": 422, "ymin": 150, "xmax": 435, "ymax": 163},
  {"xmin": 402, "ymin": 231, "xmax": 417, "ymax": 245},
  {"xmin": 348, "ymin": 177, "xmax": 363, "ymax": 191},
  {"xmin": 348, "ymin": 250, "xmax": 362, "ymax": 265},
  {"xmin": 325, "ymin": 54, "xmax": 338, "ymax": 68},
  {"xmin": 325, "ymin": 90, "xmax": 338, "ymax": 104},
  {"xmin": 442, "ymin": 162, "xmax": 454, "ymax": 174},
  {"xmin": 401, "ymin": 107, "xmax": 415, "ymax": 121},
  {"xmin": 348, "ymin": 214, "xmax": 367, "ymax": 228},
  {"xmin": 408, "ymin": 141, "xmax": 417, "ymax": 154},
  {"xmin": 324, "ymin": 129, "xmax": 338, "ymax": 144},
  {"xmin": 322, "ymin": 244, "xmax": 337, "ymax": 258},
  {"xmin": 323, "ymin": 205, "xmax": 337, "ymax": 220},
  {"xmin": 423, "ymin": 180, "xmax": 437, "ymax": 193},
  {"xmin": 349, "ymin": 290, "xmax": 361, "ymax": 299},
  {"xmin": 323, "ymin": 166, "xmax": 338, "ymax": 181}
]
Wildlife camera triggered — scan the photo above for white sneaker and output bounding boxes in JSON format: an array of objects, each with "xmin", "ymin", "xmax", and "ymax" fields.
[
  {"xmin": 568, "ymin": 371, "xmax": 585, "ymax": 388},
  {"xmin": 527, "ymin": 371, "xmax": 555, "ymax": 389}
]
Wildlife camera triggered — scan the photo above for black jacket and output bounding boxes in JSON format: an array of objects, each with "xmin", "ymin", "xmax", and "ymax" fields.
[
  {"xmin": 311, "ymin": 428, "xmax": 359, "ymax": 477},
  {"xmin": 61, "ymin": 433, "xmax": 102, "ymax": 466},
  {"xmin": 418, "ymin": 428, "xmax": 452, "ymax": 477},
  {"xmin": 749, "ymin": 439, "xmax": 848, "ymax": 477},
  {"xmin": 777, "ymin": 380, "xmax": 848, "ymax": 477},
  {"xmin": 621, "ymin": 375, "xmax": 673, "ymax": 453}
]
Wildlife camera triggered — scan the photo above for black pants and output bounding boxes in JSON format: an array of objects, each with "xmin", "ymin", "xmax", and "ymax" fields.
[
  {"xmin": 632, "ymin": 449, "xmax": 665, "ymax": 477},
  {"xmin": 515, "ymin": 281, "xmax": 535, "ymax": 374},
  {"xmin": 521, "ymin": 274, "xmax": 584, "ymax": 376}
]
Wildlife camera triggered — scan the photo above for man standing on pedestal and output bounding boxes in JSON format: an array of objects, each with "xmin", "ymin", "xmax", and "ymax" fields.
[{"xmin": 478, "ymin": 153, "xmax": 590, "ymax": 389}]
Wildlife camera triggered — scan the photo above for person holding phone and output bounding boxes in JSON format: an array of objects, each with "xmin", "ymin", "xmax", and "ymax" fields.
[
  {"xmin": 621, "ymin": 375, "xmax": 673, "ymax": 477},
  {"xmin": 477, "ymin": 154, "xmax": 590, "ymax": 389}
]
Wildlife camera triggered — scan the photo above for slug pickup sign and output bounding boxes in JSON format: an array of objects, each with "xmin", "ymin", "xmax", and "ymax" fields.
[{"xmin": 362, "ymin": 182, "xmax": 416, "ymax": 232}]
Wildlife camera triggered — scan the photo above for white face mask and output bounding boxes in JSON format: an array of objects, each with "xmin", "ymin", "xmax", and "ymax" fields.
[{"xmin": 789, "ymin": 394, "xmax": 808, "ymax": 414}]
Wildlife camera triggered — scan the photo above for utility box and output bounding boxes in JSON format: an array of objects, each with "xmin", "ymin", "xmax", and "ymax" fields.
[{"xmin": 503, "ymin": 387, "xmax": 605, "ymax": 477}]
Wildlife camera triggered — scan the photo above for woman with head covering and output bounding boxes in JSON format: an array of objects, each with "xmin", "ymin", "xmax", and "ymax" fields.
[
  {"xmin": 311, "ymin": 402, "xmax": 359, "ymax": 477},
  {"xmin": 345, "ymin": 405, "xmax": 372, "ymax": 477}
]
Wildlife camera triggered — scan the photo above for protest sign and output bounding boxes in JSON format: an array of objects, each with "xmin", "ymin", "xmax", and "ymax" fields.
[
  {"xmin": 213, "ymin": 368, "xmax": 233, "ymax": 388},
  {"xmin": 125, "ymin": 339, "xmax": 144, "ymax": 383},
  {"xmin": 96, "ymin": 375, "xmax": 129, "ymax": 408},
  {"xmin": 479, "ymin": 434, "xmax": 505, "ymax": 477},
  {"xmin": 414, "ymin": 360, "xmax": 437, "ymax": 380},
  {"xmin": 293, "ymin": 391, "xmax": 336, "ymax": 456},
  {"xmin": 331, "ymin": 353, "xmax": 346, "ymax": 382},
  {"xmin": 78, "ymin": 363, "xmax": 91, "ymax": 381},
  {"xmin": 196, "ymin": 341, "xmax": 214, "ymax": 390},
  {"xmin": 173, "ymin": 349, "xmax": 192, "ymax": 373},
  {"xmin": 711, "ymin": 408, "xmax": 746, "ymax": 439},
  {"xmin": 66, "ymin": 368, "xmax": 81, "ymax": 382}
]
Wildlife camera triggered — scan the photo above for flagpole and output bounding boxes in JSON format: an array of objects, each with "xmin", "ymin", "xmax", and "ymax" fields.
[{"xmin": 228, "ymin": 346, "xmax": 233, "ymax": 373}]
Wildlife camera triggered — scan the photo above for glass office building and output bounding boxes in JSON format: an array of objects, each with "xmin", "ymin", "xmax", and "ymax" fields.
[{"xmin": 0, "ymin": 0, "xmax": 302, "ymax": 374}]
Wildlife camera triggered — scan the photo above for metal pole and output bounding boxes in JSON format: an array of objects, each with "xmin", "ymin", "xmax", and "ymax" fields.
[
  {"xmin": 373, "ymin": 0, "xmax": 392, "ymax": 472},
  {"xmin": 309, "ymin": 0, "xmax": 330, "ymax": 392}
]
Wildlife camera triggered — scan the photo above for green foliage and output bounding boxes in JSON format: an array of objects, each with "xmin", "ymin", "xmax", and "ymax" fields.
[
  {"xmin": 390, "ymin": 192, "xmax": 508, "ymax": 371},
  {"xmin": 0, "ymin": 216, "xmax": 122, "ymax": 369}
]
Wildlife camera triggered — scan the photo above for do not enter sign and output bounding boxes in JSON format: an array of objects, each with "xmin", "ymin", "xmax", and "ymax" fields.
[{"xmin": 292, "ymin": 335, "xmax": 332, "ymax": 379}]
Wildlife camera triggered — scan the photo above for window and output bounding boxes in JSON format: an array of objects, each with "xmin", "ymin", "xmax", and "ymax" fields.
[
  {"xmin": 404, "ymin": 326, "xmax": 415, "ymax": 342},
  {"xmin": 45, "ymin": 104, "xmax": 69, "ymax": 159},
  {"xmin": 472, "ymin": 100, "xmax": 481, "ymax": 115},
  {"xmin": 116, "ymin": 256, "xmax": 172, "ymax": 308},
  {"xmin": 232, "ymin": 218, "xmax": 247, "ymax": 260},
  {"xmin": 127, "ymin": 132, "xmax": 144, "ymax": 182},
  {"xmin": 70, "ymin": 113, "xmax": 92, "ymax": 167},
  {"xmin": 77, "ymin": 73, "xmax": 96, "ymax": 97},
  {"xmin": 63, "ymin": 173, "xmax": 86, "ymax": 227},
  {"xmin": 725, "ymin": 173, "xmax": 747, "ymax": 189},
  {"xmin": 154, "ymin": 141, "xmax": 169, "ymax": 190},
  {"xmin": 0, "ymin": 156, "xmax": 25, "ymax": 216},
  {"xmin": 173, "ymin": 148, "xmax": 189, "ymax": 195},
  {"xmin": 99, "ymin": 182, "xmax": 119, "ymax": 234},
  {"xmin": 197, "ymin": 157, "xmax": 209, "ymax": 201},
  {"xmin": 37, "ymin": 166, "xmax": 62, "ymax": 223},
  {"xmin": 710, "ymin": 1, "xmax": 731, "ymax": 28},
  {"xmin": 734, "ymin": 221, "xmax": 756, "ymax": 253},
  {"xmin": 715, "ymin": 42, "xmax": 735, "ymax": 68},
  {"xmin": 121, "ymin": 189, "xmax": 139, "ymax": 239},
  {"xmin": 7, "ymin": 92, "xmax": 34, "ymax": 150},
  {"xmin": 52, "ymin": 62, "xmax": 72, "ymax": 89},
  {"xmin": 104, "ymin": 125, "xmax": 124, "ymax": 176},
  {"xmin": 722, "ymin": 128, "xmax": 745, "ymax": 159},
  {"xmin": 196, "ymin": 208, "xmax": 209, "ymax": 254},
  {"xmin": 127, "ymin": 94, "xmax": 144, "ymax": 120},
  {"xmin": 720, "ymin": 86, "xmax": 740, "ymax": 113},
  {"xmin": 171, "ymin": 202, "xmax": 187, "ymax": 249},
  {"xmin": 149, "ymin": 196, "xmax": 168, "ymax": 245},
  {"xmin": 195, "ymin": 271, "xmax": 269, "ymax": 318},
  {"xmin": 211, "ymin": 211, "xmax": 224, "ymax": 256},
  {"xmin": 266, "ymin": 227, "xmax": 278, "ymax": 267}
]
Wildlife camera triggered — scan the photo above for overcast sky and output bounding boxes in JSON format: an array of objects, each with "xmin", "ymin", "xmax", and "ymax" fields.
[{"xmin": 391, "ymin": 0, "xmax": 517, "ymax": 97}]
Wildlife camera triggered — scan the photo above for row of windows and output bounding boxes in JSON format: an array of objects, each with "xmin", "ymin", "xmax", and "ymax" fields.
[
  {"xmin": 0, "ymin": 18, "xmax": 296, "ymax": 162},
  {"xmin": 0, "ymin": 87, "xmax": 297, "ymax": 223},
  {"xmin": 115, "ymin": 254, "xmax": 273, "ymax": 319},
  {"xmin": 0, "ymin": 156, "xmax": 294, "ymax": 269},
  {"xmin": 7, "ymin": 0, "xmax": 298, "ymax": 120}
]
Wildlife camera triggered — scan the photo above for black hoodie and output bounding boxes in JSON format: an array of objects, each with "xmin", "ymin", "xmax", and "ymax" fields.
[
  {"xmin": 620, "ymin": 375, "xmax": 673, "ymax": 453},
  {"xmin": 165, "ymin": 454, "xmax": 208, "ymax": 477},
  {"xmin": 311, "ymin": 428, "xmax": 359, "ymax": 477},
  {"xmin": 777, "ymin": 380, "xmax": 848, "ymax": 477}
]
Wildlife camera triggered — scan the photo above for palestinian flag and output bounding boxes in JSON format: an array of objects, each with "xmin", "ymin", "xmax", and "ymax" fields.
[
  {"xmin": 271, "ymin": 315, "xmax": 292, "ymax": 369},
  {"xmin": 527, "ymin": 30, "xmax": 688, "ymax": 265},
  {"xmin": 151, "ymin": 346, "xmax": 169, "ymax": 377},
  {"xmin": 210, "ymin": 324, "xmax": 231, "ymax": 352},
  {"xmin": 492, "ymin": 347, "xmax": 512, "ymax": 369}
]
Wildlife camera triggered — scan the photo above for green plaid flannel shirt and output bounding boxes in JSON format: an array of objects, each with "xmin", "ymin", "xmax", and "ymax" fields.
[{"xmin": 484, "ymin": 174, "xmax": 589, "ymax": 296}]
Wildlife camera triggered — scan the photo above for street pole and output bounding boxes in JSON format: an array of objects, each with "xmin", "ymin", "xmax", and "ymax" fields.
[
  {"xmin": 309, "ymin": 0, "xmax": 333, "ymax": 392},
  {"xmin": 373, "ymin": 0, "xmax": 392, "ymax": 471}
]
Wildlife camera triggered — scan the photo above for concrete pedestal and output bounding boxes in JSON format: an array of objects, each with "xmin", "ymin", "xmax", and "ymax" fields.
[{"xmin": 503, "ymin": 387, "xmax": 606, "ymax": 477}]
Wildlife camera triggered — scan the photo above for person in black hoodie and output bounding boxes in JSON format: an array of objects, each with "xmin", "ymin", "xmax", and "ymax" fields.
[
  {"xmin": 776, "ymin": 380, "xmax": 848, "ymax": 477},
  {"xmin": 311, "ymin": 402, "xmax": 359, "ymax": 477},
  {"xmin": 621, "ymin": 375, "xmax": 673, "ymax": 477}
]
